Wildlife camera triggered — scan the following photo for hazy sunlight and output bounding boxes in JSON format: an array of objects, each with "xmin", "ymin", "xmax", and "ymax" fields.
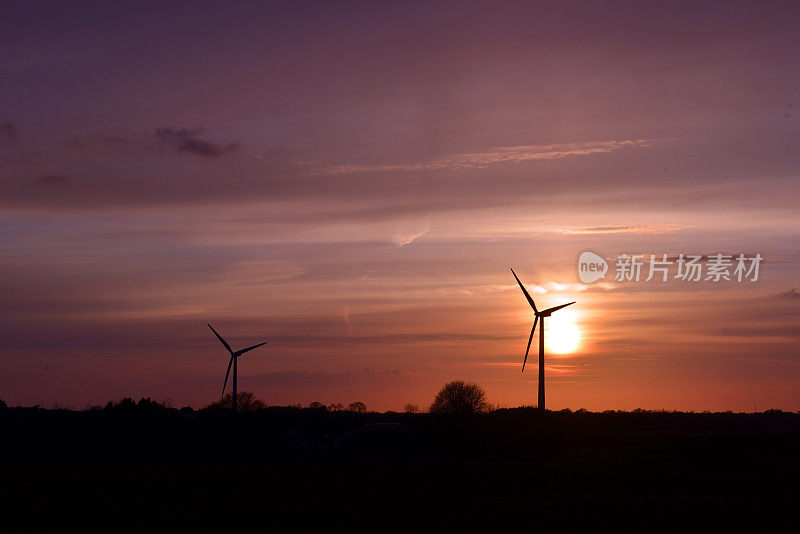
[{"xmin": 545, "ymin": 309, "xmax": 581, "ymax": 354}]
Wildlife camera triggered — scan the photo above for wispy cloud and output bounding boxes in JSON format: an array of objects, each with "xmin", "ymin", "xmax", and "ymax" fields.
[
  {"xmin": 562, "ymin": 224, "xmax": 688, "ymax": 235},
  {"xmin": 72, "ymin": 126, "xmax": 240, "ymax": 158},
  {"xmin": 317, "ymin": 138, "xmax": 659, "ymax": 175},
  {"xmin": 718, "ymin": 325, "xmax": 800, "ymax": 338},
  {"xmin": 342, "ymin": 306, "xmax": 354, "ymax": 336},
  {"xmin": 391, "ymin": 220, "xmax": 431, "ymax": 247},
  {"xmin": 519, "ymin": 281, "xmax": 616, "ymax": 294},
  {"xmin": 151, "ymin": 126, "xmax": 240, "ymax": 157},
  {"xmin": 476, "ymin": 362, "xmax": 579, "ymax": 375}
]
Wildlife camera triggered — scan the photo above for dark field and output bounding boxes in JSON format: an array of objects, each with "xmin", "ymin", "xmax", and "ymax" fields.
[{"xmin": 1, "ymin": 405, "xmax": 798, "ymax": 532}]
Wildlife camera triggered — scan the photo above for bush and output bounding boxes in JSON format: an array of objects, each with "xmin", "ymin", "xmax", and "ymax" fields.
[
  {"xmin": 205, "ymin": 391, "xmax": 266, "ymax": 412},
  {"xmin": 429, "ymin": 381, "xmax": 491, "ymax": 415},
  {"xmin": 347, "ymin": 401, "xmax": 367, "ymax": 413}
]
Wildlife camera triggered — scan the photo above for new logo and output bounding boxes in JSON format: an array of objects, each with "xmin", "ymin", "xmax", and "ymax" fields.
[{"xmin": 578, "ymin": 251, "xmax": 608, "ymax": 283}]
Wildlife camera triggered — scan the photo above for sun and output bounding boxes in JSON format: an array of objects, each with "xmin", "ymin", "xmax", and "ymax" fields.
[{"xmin": 545, "ymin": 309, "xmax": 581, "ymax": 354}]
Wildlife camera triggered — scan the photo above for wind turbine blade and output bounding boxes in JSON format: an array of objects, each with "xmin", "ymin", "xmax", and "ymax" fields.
[
  {"xmin": 510, "ymin": 268, "xmax": 538, "ymax": 313},
  {"xmin": 541, "ymin": 301, "xmax": 576, "ymax": 315},
  {"xmin": 522, "ymin": 316, "xmax": 538, "ymax": 372},
  {"xmin": 208, "ymin": 324, "xmax": 233, "ymax": 354},
  {"xmin": 222, "ymin": 355, "xmax": 234, "ymax": 395},
  {"xmin": 235, "ymin": 340, "xmax": 268, "ymax": 356}
]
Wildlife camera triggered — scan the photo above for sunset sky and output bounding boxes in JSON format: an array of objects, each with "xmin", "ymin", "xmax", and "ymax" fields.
[{"xmin": 2, "ymin": 1, "xmax": 799, "ymax": 411}]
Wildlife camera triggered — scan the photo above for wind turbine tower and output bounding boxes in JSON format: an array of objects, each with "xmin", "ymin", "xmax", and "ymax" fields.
[
  {"xmin": 207, "ymin": 324, "xmax": 268, "ymax": 413},
  {"xmin": 510, "ymin": 268, "xmax": 575, "ymax": 411}
]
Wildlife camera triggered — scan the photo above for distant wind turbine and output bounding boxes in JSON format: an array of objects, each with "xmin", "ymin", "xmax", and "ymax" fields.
[
  {"xmin": 510, "ymin": 268, "xmax": 575, "ymax": 411},
  {"xmin": 207, "ymin": 324, "xmax": 268, "ymax": 413}
]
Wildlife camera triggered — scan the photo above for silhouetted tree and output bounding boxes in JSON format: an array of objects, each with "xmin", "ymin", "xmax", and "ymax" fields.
[
  {"xmin": 308, "ymin": 401, "xmax": 326, "ymax": 410},
  {"xmin": 329, "ymin": 402, "xmax": 344, "ymax": 411},
  {"xmin": 348, "ymin": 401, "xmax": 367, "ymax": 413},
  {"xmin": 137, "ymin": 397, "xmax": 168, "ymax": 411},
  {"xmin": 205, "ymin": 391, "xmax": 266, "ymax": 412},
  {"xmin": 429, "ymin": 381, "xmax": 491, "ymax": 414},
  {"xmin": 404, "ymin": 403, "xmax": 419, "ymax": 414},
  {"xmin": 104, "ymin": 397, "xmax": 137, "ymax": 411}
]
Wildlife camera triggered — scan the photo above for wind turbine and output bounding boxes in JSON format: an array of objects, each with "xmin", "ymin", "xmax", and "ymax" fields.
[
  {"xmin": 510, "ymin": 268, "xmax": 575, "ymax": 411},
  {"xmin": 207, "ymin": 324, "xmax": 268, "ymax": 413}
]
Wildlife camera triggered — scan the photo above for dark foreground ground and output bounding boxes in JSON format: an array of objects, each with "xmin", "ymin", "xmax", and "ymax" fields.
[{"xmin": 1, "ymin": 405, "xmax": 798, "ymax": 532}]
